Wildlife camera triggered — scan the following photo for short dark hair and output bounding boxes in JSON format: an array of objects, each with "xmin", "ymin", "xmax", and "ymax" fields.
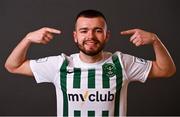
[
  {"xmin": 75, "ymin": 9, "xmax": 107, "ymax": 23},
  {"xmin": 74, "ymin": 9, "xmax": 107, "ymax": 29}
]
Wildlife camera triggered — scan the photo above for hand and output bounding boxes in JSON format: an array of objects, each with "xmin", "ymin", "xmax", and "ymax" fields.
[
  {"xmin": 25, "ymin": 27, "xmax": 61, "ymax": 44},
  {"xmin": 121, "ymin": 29, "xmax": 158, "ymax": 46}
]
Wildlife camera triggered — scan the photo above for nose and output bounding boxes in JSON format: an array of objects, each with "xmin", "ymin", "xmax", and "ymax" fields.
[{"xmin": 87, "ymin": 30, "xmax": 95, "ymax": 39}]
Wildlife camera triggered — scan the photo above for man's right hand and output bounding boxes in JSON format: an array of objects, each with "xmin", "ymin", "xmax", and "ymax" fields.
[
  {"xmin": 25, "ymin": 27, "xmax": 61, "ymax": 44},
  {"xmin": 5, "ymin": 27, "xmax": 61, "ymax": 76}
]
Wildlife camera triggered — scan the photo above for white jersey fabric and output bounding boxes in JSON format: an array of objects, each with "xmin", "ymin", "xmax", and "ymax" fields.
[{"xmin": 30, "ymin": 51, "xmax": 152, "ymax": 117}]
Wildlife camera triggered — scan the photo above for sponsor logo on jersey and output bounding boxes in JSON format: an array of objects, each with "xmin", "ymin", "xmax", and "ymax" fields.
[
  {"xmin": 68, "ymin": 91, "xmax": 114, "ymax": 102},
  {"xmin": 67, "ymin": 69, "xmax": 74, "ymax": 74}
]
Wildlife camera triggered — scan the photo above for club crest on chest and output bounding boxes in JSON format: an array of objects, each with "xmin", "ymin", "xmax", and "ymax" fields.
[{"xmin": 103, "ymin": 63, "xmax": 116, "ymax": 77}]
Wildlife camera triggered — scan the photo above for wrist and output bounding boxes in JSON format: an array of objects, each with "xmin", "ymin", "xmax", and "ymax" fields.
[
  {"xmin": 24, "ymin": 33, "xmax": 33, "ymax": 44},
  {"xmin": 152, "ymin": 34, "xmax": 160, "ymax": 46},
  {"xmin": 23, "ymin": 35, "xmax": 32, "ymax": 46}
]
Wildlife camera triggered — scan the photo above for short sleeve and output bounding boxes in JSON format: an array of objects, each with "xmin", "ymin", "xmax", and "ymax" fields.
[
  {"xmin": 30, "ymin": 55, "xmax": 64, "ymax": 83},
  {"xmin": 120, "ymin": 52, "xmax": 152, "ymax": 83}
]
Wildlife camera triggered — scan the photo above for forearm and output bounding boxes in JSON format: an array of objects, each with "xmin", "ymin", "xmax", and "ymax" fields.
[
  {"xmin": 5, "ymin": 37, "xmax": 31, "ymax": 71},
  {"xmin": 5, "ymin": 27, "xmax": 60, "ymax": 75},
  {"xmin": 151, "ymin": 35, "xmax": 176, "ymax": 77},
  {"xmin": 120, "ymin": 28, "xmax": 176, "ymax": 78}
]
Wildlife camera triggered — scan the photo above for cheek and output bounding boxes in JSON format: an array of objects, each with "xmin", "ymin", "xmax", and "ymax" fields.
[
  {"xmin": 98, "ymin": 36, "xmax": 107, "ymax": 43},
  {"xmin": 75, "ymin": 37, "xmax": 84, "ymax": 44},
  {"xmin": 76, "ymin": 35, "xmax": 86, "ymax": 43}
]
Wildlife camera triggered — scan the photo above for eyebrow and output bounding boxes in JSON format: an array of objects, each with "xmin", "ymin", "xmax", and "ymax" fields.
[{"xmin": 78, "ymin": 27, "xmax": 103, "ymax": 31}]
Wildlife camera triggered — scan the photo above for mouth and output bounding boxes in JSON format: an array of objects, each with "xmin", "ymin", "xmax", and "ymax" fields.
[{"xmin": 84, "ymin": 40, "xmax": 98, "ymax": 45}]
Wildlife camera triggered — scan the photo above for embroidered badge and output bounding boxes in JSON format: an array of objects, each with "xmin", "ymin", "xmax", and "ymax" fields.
[
  {"xmin": 36, "ymin": 57, "xmax": 48, "ymax": 63},
  {"xmin": 103, "ymin": 63, "xmax": 116, "ymax": 77},
  {"xmin": 135, "ymin": 57, "xmax": 147, "ymax": 64}
]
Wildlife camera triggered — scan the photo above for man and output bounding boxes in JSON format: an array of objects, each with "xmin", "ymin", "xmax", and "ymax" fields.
[{"xmin": 5, "ymin": 9, "xmax": 176, "ymax": 116}]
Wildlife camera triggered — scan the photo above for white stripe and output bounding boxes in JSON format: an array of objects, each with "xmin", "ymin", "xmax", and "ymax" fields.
[
  {"xmin": 80, "ymin": 69, "xmax": 89, "ymax": 89},
  {"xmin": 66, "ymin": 69, "xmax": 74, "ymax": 89},
  {"xmin": 95, "ymin": 67, "xmax": 103, "ymax": 89}
]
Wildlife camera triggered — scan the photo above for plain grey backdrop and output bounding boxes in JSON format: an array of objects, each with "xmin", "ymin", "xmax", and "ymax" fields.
[{"xmin": 0, "ymin": 0, "xmax": 179, "ymax": 116}]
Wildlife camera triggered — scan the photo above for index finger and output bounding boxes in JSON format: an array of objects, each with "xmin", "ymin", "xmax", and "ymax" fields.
[
  {"xmin": 44, "ymin": 27, "xmax": 61, "ymax": 34},
  {"xmin": 120, "ymin": 29, "xmax": 137, "ymax": 35}
]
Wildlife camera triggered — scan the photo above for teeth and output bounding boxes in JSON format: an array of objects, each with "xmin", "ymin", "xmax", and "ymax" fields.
[
  {"xmin": 86, "ymin": 42, "xmax": 96, "ymax": 45},
  {"xmin": 85, "ymin": 41, "xmax": 96, "ymax": 44}
]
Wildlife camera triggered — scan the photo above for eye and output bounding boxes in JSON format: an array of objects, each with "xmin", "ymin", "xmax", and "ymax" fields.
[
  {"xmin": 80, "ymin": 30, "xmax": 88, "ymax": 33},
  {"xmin": 95, "ymin": 29, "xmax": 103, "ymax": 33}
]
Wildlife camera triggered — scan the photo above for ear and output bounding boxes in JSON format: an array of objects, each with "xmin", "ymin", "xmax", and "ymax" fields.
[
  {"xmin": 73, "ymin": 31, "xmax": 77, "ymax": 43},
  {"xmin": 105, "ymin": 30, "xmax": 110, "ymax": 42}
]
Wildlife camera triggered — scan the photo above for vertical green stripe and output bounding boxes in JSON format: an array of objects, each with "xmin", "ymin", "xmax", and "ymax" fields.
[
  {"xmin": 88, "ymin": 110, "xmax": 95, "ymax": 117},
  {"xmin": 73, "ymin": 68, "xmax": 81, "ymax": 88},
  {"xmin": 74, "ymin": 110, "xmax": 81, "ymax": 117},
  {"xmin": 60, "ymin": 59, "xmax": 68, "ymax": 117},
  {"xmin": 88, "ymin": 69, "xmax": 95, "ymax": 88},
  {"xmin": 114, "ymin": 89, "xmax": 121, "ymax": 116},
  {"xmin": 112, "ymin": 55, "xmax": 123, "ymax": 116},
  {"xmin": 102, "ymin": 64, "xmax": 110, "ymax": 88},
  {"xmin": 102, "ymin": 110, "xmax": 109, "ymax": 117}
]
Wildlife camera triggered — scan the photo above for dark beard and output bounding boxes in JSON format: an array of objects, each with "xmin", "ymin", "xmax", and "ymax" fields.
[{"xmin": 75, "ymin": 40, "xmax": 106, "ymax": 56}]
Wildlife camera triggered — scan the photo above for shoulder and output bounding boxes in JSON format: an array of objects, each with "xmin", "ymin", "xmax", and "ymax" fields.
[
  {"xmin": 112, "ymin": 51, "xmax": 134, "ymax": 61},
  {"xmin": 30, "ymin": 53, "xmax": 71, "ymax": 67}
]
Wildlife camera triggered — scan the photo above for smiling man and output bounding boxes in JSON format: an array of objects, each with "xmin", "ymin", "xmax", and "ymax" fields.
[
  {"xmin": 5, "ymin": 10, "xmax": 176, "ymax": 116},
  {"xmin": 74, "ymin": 15, "xmax": 108, "ymax": 57}
]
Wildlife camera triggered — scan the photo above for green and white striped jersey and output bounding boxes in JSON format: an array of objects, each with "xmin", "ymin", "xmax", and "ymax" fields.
[{"xmin": 30, "ymin": 51, "xmax": 152, "ymax": 117}]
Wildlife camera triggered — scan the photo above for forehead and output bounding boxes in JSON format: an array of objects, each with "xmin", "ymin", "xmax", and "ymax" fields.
[{"xmin": 75, "ymin": 17, "xmax": 106, "ymax": 29}]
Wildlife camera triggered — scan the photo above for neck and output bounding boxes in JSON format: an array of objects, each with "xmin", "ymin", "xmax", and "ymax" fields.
[{"xmin": 79, "ymin": 51, "xmax": 104, "ymax": 63}]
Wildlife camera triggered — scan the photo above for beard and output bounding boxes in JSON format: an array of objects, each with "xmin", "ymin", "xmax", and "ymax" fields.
[{"xmin": 75, "ymin": 39, "xmax": 106, "ymax": 56}]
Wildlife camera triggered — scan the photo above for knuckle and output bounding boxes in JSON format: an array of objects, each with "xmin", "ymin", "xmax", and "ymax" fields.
[
  {"xmin": 136, "ymin": 43, "xmax": 140, "ymax": 46},
  {"xmin": 136, "ymin": 34, "xmax": 141, "ymax": 38},
  {"xmin": 40, "ymin": 34, "xmax": 45, "ymax": 39},
  {"xmin": 41, "ymin": 31, "xmax": 47, "ymax": 36},
  {"xmin": 138, "ymin": 35, "xmax": 142, "ymax": 39}
]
